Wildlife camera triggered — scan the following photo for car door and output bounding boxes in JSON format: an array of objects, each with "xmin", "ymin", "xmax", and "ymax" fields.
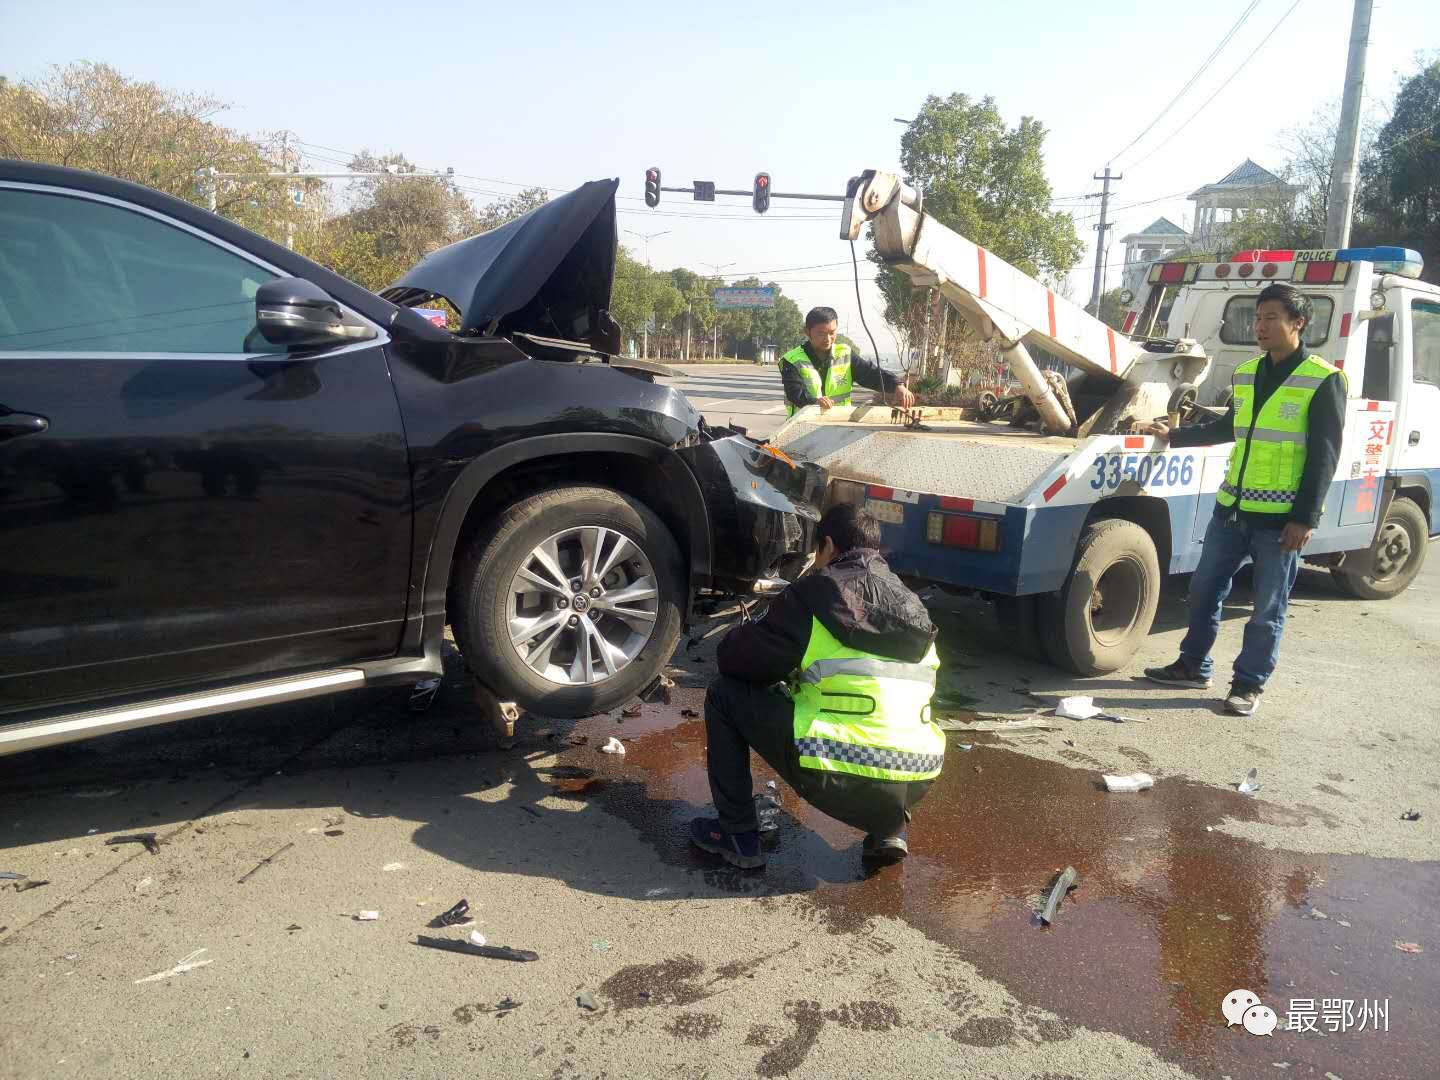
[
  {"xmin": 1396, "ymin": 296, "xmax": 1440, "ymax": 523},
  {"xmin": 0, "ymin": 181, "xmax": 412, "ymax": 715}
]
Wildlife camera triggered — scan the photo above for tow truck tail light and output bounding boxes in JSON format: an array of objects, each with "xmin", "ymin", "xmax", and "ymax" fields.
[
  {"xmin": 1300, "ymin": 260, "xmax": 1348, "ymax": 284},
  {"xmin": 926, "ymin": 512, "xmax": 1001, "ymax": 552}
]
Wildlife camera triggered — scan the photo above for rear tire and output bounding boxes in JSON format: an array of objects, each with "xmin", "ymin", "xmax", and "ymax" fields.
[
  {"xmin": 1038, "ymin": 519, "xmax": 1161, "ymax": 675},
  {"xmin": 1331, "ymin": 496, "xmax": 1428, "ymax": 600},
  {"xmin": 451, "ymin": 486, "xmax": 685, "ymax": 718}
]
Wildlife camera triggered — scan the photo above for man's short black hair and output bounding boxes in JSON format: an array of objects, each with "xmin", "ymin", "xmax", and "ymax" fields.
[
  {"xmin": 1256, "ymin": 283, "xmax": 1313, "ymax": 327},
  {"xmin": 805, "ymin": 306, "xmax": 839, "ymax": 330},
  {"xmin": 817, "ymin": 503, "xmax": 881, "ymax": 553}
]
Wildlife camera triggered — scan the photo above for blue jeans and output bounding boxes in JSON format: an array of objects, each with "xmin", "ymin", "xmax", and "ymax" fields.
[{"xmin": 1179, "ymin": 513, "xmax": 1300, "ymax": 690}]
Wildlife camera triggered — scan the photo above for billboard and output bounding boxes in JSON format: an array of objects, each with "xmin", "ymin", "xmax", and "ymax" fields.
[{"xmin": 712, "ymin": 287, "xmax": 776, "ymax": 309}]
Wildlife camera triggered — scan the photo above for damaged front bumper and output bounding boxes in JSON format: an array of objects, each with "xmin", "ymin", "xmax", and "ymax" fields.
[{"xmin": 678, "ymin": 433, "xmax": 825, "ymax": 593}]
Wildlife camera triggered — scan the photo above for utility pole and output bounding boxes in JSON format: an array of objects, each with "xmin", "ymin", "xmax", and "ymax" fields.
[
  {"xmin": 704, "ymin": 261, "xmax": 735, "ymax": 361},
  {"xmin": 1325, "ymin": 0, "xmax": 1373, "ymax": 248},
  {"xmin": 1089, "ymin": 165, "xmax": 1121, "ymax": 313}
]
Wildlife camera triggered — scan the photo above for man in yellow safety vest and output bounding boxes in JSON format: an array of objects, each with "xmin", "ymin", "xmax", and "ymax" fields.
[
  {"xmin": 780, "ymin": 306, "xmax": 915, "ymax": 417},
  {"xmin": 1139, "ymin": 283, "xmax": 1346, "ymax": 716},
  {"xmin": 689, "ymin": 504, "xmax": 945, "ymax": 869}
]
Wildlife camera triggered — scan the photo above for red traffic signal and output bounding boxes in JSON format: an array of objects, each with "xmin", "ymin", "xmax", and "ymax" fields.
[
  {"xmin": 753, "ymin": 172, "xmax": 771, "ymax": 214},
  {"xmin": 645, "ymin": 167, "xmax": 661, "ymax": 208}
]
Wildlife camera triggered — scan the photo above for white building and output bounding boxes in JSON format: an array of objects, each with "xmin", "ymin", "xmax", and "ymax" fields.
[
  {"xmin": 1119, "ymin": 217, "xmax": 1189, "ymax": 297},
  {"xmin": 1188, "ymin": 159, "xmax": 1300, "ymax": 253}
]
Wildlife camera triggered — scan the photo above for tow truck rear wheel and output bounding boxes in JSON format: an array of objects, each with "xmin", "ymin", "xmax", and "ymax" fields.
[
  {"xmin": 1331, "ymin": 496, "xmax": 1428, "ymax": 600},
  {"xmin": 1038, "ymin": 519, "xmax": 1161, "ymax": 675}
]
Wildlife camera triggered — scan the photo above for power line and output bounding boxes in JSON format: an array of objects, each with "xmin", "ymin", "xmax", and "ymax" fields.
[
  {"xmin": 1110, "ymin": 0, "xmax": 1261, "ymax": 166},
  {"xmin": 1125, "ymin": 0, "xmax": 1305, "ymax": 173}
]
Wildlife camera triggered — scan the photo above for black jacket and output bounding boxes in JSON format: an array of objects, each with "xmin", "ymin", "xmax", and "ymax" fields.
[
  {"xmin": 781, "ymin": 341, "xmax": 899, "ymax": 410},
  {"xmin": 718, "ymin": 548, "xmax": 935, "ymax": 684},
  {"xmin": 1170, "ymin": 345, "xmax": 1346, "ymax": 528}
]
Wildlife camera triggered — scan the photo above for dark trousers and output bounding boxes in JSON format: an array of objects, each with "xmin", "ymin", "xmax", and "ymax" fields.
[{"xmin": 704, "ymin": 675, "xmax": 932, "ymax": 837}]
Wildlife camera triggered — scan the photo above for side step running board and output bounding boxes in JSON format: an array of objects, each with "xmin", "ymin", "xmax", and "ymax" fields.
[{"xmin": 0, "ymin": 669, "xmax": 366, "ymax": 756}]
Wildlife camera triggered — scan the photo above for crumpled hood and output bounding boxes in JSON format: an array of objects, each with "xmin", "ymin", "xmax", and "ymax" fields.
[{"xmin": 382, "ymin": 178, "xmax": 620, "ymax": 352}]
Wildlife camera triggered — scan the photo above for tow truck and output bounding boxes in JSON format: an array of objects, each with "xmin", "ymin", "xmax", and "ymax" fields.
[{"xmin": 768, "ymin": 170, "xmax": 1438, "ymax": 674}]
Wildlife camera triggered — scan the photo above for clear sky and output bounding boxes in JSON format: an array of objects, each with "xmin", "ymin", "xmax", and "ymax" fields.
[{"xmin": 3, "ymin": 0, "xmax": 1436, "ymax": 358}]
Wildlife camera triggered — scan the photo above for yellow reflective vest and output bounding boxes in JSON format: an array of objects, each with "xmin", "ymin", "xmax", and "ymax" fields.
[{"xmin": 780, "ymin": 343, "xmax": 853, "ymax": 417}]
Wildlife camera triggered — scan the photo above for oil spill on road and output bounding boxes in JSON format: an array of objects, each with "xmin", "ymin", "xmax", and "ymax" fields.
[{"xmin": 571, "ymin": 700, "xmax": 1439, "ymax": 1080}]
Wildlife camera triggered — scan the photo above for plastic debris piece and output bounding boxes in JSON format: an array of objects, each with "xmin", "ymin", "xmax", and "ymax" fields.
[
  {"xmin": 356, "ymin": 911, "xmax": 380, "ymax": 921},
  {"xmin": 414, "ymin": 935, "xmax": 538, "ymax": 962},
  {"xmin": 12, "ymin": 879, "xmax": 49, "ymax": 893},
  {"xmin": 1238, "ymin": 768, "xmax": 1261, "ymax": 796},
  {"xmin": 1103, "ymin": 772, "xmax": 1155, "ymax": 794},
  {"xmin": 1394, "ymin": 941, "xmax": 1423, "ymax": 954},
  {"xmin": 238, "ymin": 841, "xmax": 294, "ymax": 884},
  {"xmin": 135, "ymin": 948, "xmax": 211, "ymax": 984},
  {"xmin": 645, "ymin": 887, "xmax": 673, "ymax": 897},
  {"xmin": 431, "ymin": 899, "xmax": 473, "ymax": 928},
  {"xmin": 1216, "ymin": 913, "xmax": 1233, "ymax": 922},
  {"xmin": 956, "ymin": 743, "xmax": 974, "ymax": 751},
  {"xmin": 577, "ymin": 992, "xmax": 599, "ymax": 1011},
  {"xmin": 107, "ymin": 833, "xmax": 160, "ymax": 855},
  {"xmin": 382, "ymin": 862, "xmax": 405, "ymax": 872},
  {"xmin": 1055, "ymin": 696, "xmax": 1102, "ymax": 720},
  {"xmin": 1401, "ymin": 809, "xmax": 1422, "ymax": 822},
  {"xmin": 0, "ymin": 872, "xmax": 23, "ymax": 880},
  {"xmin": 600, "ymin": 737, "xmax": 626, "ymax": 755},
  {"xmin": 468, "ymin": 931, "xmax": 488, "ymax": 947},
  {"xmin": 1337, "ymin": 920, "xmax": 1351, "ymax": 928},
  {"xmin": 409, "ymin": 677, "xmax": 442, "ymax": 712},
  {"xmin": 1039, "ymin": 866, "xmax": 1078, "ymax": 926},
  {"xmin": 592, "ymin": 940, "xmax": 613, "ymax": 952},
  {"xmin": 622, "ymin": 704, "xmax": 643, "ymax": 718},
  {"xmin": 135, "ymin": 877, "xmax": 153, "ymax": 893}
]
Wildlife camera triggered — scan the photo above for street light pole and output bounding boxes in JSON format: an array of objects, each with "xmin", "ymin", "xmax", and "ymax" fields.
[{"xmin": 704, "ymin": 261, "xmax": 735, "ymax": 361}]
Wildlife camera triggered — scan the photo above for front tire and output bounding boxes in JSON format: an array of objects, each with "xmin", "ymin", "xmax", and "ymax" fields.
[
  {"xmin": 451, "ymin": 486, "xmax": 685, "ymax": 717},
  {"xmin": 1038, "ymin": 519, "xmax": 1162, "ymax": 675},
  {"xmin": 1331, "ymin": 496, "xmax": 1428, "ymax": 600}
]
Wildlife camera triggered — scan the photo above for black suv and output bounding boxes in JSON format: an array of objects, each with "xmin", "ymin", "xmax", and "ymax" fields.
[{"xmin": 0, "ymin": 162, "xmax": 820, "ymax": 753}]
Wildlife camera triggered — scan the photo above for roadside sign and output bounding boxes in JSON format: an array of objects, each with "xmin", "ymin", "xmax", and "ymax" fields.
[
  {"xmin": 693, "ymin": 181, "xmax": 715, "ymax": 202},
  {"xmin": 712, "ymin": 287, "xmax": 776, "ymax": 309}
]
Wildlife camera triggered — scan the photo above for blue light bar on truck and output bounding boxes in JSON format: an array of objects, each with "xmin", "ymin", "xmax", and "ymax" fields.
[{"xmin": 1336, "ymin": 247, "xmax": 1424, "ymax": 278}]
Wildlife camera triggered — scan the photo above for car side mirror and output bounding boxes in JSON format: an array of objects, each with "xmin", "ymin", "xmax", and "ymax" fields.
[{"xmin": 255, "ymin": 277, "xmax": 374, "ymax": 348}]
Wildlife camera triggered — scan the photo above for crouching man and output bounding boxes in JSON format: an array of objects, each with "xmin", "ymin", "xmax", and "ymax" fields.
[{"xmin": 689, "ymin": 504, "xmax": 946, "ymax": 869}]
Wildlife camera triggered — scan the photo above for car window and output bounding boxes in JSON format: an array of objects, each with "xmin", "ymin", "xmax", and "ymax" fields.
[
  {"xmin": 1218, "ymin": 295, "xmax": 1334, "ymax": 348},
  {"xmin": 0, "ymin": 188, "xmax": 277, "ymax": 353},
  {"xmin": 1412, "ymin": 300, "xmax": 1440, "ymax": 388}
]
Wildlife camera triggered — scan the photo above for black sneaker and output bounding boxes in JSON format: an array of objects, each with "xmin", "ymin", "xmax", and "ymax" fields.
[
  {"xmin": 1143, "ymin": 659, "xmax": 1211, "ymax": 689},
  {"xmin": 689, "ymin": 817, "xmax": 766, "ymax": 869},
  {"xmin": 861, "ymin": 832, "xmax": 909, "ymax": 865},
  {"xmin": 1224, "ymin": 684, "xmax": 1261, "ymax": 716}
]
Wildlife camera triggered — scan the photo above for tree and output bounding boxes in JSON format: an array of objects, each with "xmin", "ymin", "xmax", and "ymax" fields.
[
  {"xmin": 1091, "ymin": 288, "xmax": 1129, "ymax": 331},
  {"xmin": 1359, "ymin": 59, "xmax": 1440, "ymax": 283},
  {"xmin": 0, "ymin": 62, "xmax": 301, "ymax": 240},
  {"xmin": 475, "ymin": 186, "xmax": 549, "ymax": 233},
  {"xmin": 876, "ymin": 93, "xmax": 1083, "ymax": 379}
]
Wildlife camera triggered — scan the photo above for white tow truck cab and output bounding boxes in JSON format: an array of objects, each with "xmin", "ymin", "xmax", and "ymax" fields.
[{"xmin": 769, "ymin": 171, "xmax": 1438, "ymax": 675}]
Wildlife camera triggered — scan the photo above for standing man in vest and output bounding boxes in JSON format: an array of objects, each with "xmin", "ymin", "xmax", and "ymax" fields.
[
  {"xmin": 780, "ymin": 306, "xmax": 916, "ymax": 416},
  {"xmin": 1139, "ymin": 284, "xmax": 1346, "ymax": 715},
  {"xmin": 689, "ymin": 504, "xmax": 945, "ymax": 868}
]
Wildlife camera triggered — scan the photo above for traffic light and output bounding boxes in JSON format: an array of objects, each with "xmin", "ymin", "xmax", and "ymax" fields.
[
  {"xmin": 752, "ymin": 172, "xmax": 771, "ymax": 214},
  {"xmin": 645, "ymin": 167, "xmax": 661, "ymax": 208}
]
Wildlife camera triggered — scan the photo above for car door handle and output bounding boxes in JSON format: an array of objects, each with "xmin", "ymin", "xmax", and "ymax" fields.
[
  {"xmin": 0, "ymin": 409, "xmax": 50, "ymax": 441},
  {"xmin": 1410, "ymin": 430, "xmax": 1421, "ymax": 446}
]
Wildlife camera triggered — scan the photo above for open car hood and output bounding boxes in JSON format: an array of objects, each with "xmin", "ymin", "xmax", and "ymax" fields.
[{"xmin": 381, "ymin": 178, "xmax": 621, "ymax": 354}]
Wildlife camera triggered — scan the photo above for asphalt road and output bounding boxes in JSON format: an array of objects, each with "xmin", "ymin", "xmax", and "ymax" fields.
[{"xmin": 2, "ymin": 366, "xmax": 1436, "ymax": 1080}]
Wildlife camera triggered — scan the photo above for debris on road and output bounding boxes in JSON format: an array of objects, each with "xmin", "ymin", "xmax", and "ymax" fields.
[
  {"xmin": 431, "ymin": 899, "xmax": 473, "ymax": 928},
  {"xmin": 592, "ymin": 941, "xmax": 613, "ymax": 952},
  {"xmin": 1039, "ymin": 866, "xmax": 1078, "ymax": 926},
  {"xmin": 956, "ymin": 743, "xmax": 974, "ymax": 751},
  {"xmin": 754, "ymin": 781, "xmax": 783, "ymax": 833},
  {"xmin": 1238, "ymin": 768, "xmax": 1262, "ymax": 796},
  {"xmin": 577, "ymin": 992, "xmax": 599, "ymax": 1011},
  {"xmin": 355, "ymin": 911, "xmax": 380, "ymax": 921},
  {"xmin": 324, "ymin": 829, "xmax": 345, "ymax": 837},
  {"xmin": 681, "ymin": 708, "xmax": 700, "ymax": 718},
  {"xmin": 382, "ymin": 862, "xmax": 405, "ymax": 872},
  {"xmin": 641, "ymin": 675, "xmax": 676, "ymax": 704},
  {"xmin": 622, "ymin": 704, "xmax": 643, "ymax": 718},
  {"xmin": 10, "ymin": 878, "xmax": 49, "ymax": 893},
  {"xmin": 238, "ymin": 841, "xmax": 295, "ymax": 884},
  {"xmin": 135, "ymin": 948, "xmax": 212, "ymax": 984},
  {"xmin": 135, "ymin": 877, "xmax": 153, "ymax": 893},
  {"xmin": 468, "ymin": 931, "xmax": 488, "ymax": 947},
  {"xmin": 600, "ymin": 737, "xmax": 627, "ymax": 755},
  {"xmin": 107, "ymin": 833, "xmax": 160, "ymax": 855},
  {"xmin": 0, "ymin": 872, "xmax": 23, "ymax": 880},
  {"xmin": 1400, "ymin": 809, "xmax": 1422, "ymax": 822},
  {"xmin": 1055, "ymin": 695, "xmax": 1142, "ymax": 723},
  {"xmin": 1103, "ymin": 772, "xmax": 1155, "ymax": 794},
  {"xmin": 938, "ymin": 717, "xmax": 1059, "ymax": 733},
  {"xmin": 1394, "ymin": 941, "xmax": 1423, "ymax": 954},
  {"xmin": 409, "ymin": 676, "xmax": 442, "ymax": 712},
  {"xmin": 414, "ymin": 935, "xmax": 539, "ymax": 962}
]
